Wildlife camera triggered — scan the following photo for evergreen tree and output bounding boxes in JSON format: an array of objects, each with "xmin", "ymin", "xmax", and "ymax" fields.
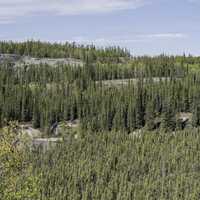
[
  {"xmin": 161, "ymin": 100, "xmax": 176, "ymax": 132},
  {"xmin": 145, "ymin": 100, "xmax": 155, "ymax": 131},
  {"xmin": 192, "ymin": 104, "xmax": 200, "ymax": 127}
]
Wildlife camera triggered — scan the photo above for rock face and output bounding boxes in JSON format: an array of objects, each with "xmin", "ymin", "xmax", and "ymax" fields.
[
  {"xmin": 177, "ymin": 112, "xmax": 192, "ymax": 121},
  {"xmin": 19, "ymin": 57, "xmax": 83, "ymax": 67},
  {"xmin": 0, "ymin": 54, "xmax": 21, "ymax": 64},
  {"xmin": 12, "ymin": 120, "xmax": 80, "ymax": 152},
  {"xmin": 176, "ymin": 112, "xmax": 193, "ymax": 130},
  {"xmin": 96, "ymin": 77, "xmax": 176, "ymax": 87},
  {"xmin": 15, "ymin": 123, "xmax": 62, "ymax": 152},
  {"xmin": 20, "ymin": 124, "xmax": 42, "ymax": 139},
  {"xmin": 0, "ymin": 53, "xmax": 83, "ymax": 67},
  {"xmin": 32, "ymin": 138, "xmax": 63, "ymax": 152},
  {"xmin": 66, "ymin": 120, "xmax": 80, "ymax": 128}
]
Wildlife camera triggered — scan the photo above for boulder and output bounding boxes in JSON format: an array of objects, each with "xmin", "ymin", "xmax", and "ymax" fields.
[{"xmin": 32, "ymin": 138, "xmax": 63, "ymax": 152}]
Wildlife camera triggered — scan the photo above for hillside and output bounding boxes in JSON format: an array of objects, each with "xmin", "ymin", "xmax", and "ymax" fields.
[{"xmin": 1, "ymin": 41, "xmax": 200, "ymax": 199}]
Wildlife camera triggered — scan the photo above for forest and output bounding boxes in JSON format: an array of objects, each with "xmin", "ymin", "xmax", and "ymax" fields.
[{"xmin": 1, "ymin": 41, "xmax": 200, "ymax": 199}]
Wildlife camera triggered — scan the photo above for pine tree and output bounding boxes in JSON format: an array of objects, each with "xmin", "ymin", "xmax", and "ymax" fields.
[
  {"xmin": 145, "ymin": 100, "xmax": 155, "ymax": 131},
  {"xmin": 161, "ymin": 100, "xmax": 176, "ymax": 132},
  {"xmin": 135, "ymin": 96, "xmax": 145, "ymax": 129},
  {"xmin": 127, "ymin": 103, "xmax": 136, "ymax": 132},
  {"xmin": 192, "ymin": 104, "xmax": 200, "ymax": 127}
]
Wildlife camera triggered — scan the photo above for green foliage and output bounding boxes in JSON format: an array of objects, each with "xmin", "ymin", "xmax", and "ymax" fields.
[
  {"xmin": 0, "ymin": 40, "xmax": 130, "ymax": 63},
  {"xmin": 31, "ymin": 130, "xmax": 200, "ymax": 199},
  {"xmin": 161, "ymin": 100, "xmax": 176, "ymax": 132},
  {"xmin": 0, "ymin": 122, "xmax": 40, "ymax": 200},
  {"xmin": 0, "ymin": 51, "xmax": 200, "ymax": 132},
  {"xmin": 192, "ymin": 104, "xmax": 200, "ymax": 127},
  {"xmin": 1, "ymin": 41, "xmax": 200, "ymax": 199},
  {"xmin": 145, "ymin": 101, "xmax": 156, "ymax": 131}
]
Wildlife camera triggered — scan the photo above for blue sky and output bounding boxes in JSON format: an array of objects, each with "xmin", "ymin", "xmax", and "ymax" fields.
[{"xmin": 0, "ymin": 0, "xmax": 199, "ymax": 55}]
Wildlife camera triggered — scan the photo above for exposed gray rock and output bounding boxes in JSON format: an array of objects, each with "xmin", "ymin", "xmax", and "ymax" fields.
[
  {"xmin": 176, "ymin": 112, "xmax": 192, "ymax": 122},
  {"xmin": 16, "ymin": 56, "xmax": 83, "ymax": 67},
  {"xmin": 0, "ymin": 53, "xmax": 21, "ymax": 64},
  {"xmin": 66, "ymin": 120, "xmax": 80, "ymax": 128},
  {"xmin": 32, "ymin": 138, "xmax": 63, "ymax": 152},
  {"xmin": 20, "ymin": 126, "xmax": 42, "ymax": 139},
  {"xmin": 0, "ymin": 53, "xmax": 83, "ymax": 67},
  {"xmin": 96, "ymin": 77, "xmax": 177, "ymax": 87}
]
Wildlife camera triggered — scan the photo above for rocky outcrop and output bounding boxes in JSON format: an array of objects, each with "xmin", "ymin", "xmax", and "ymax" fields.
[
  {"xmin": 0, "ymin": 54, "xmax": 21, "ymax": 64},
  {"xmin": 0, "ymin": 53, "xmax": 83, "ymax": 67},
  {"xmin": 32, "ymin": 138, "xmax": 63, "ymax": 152}
]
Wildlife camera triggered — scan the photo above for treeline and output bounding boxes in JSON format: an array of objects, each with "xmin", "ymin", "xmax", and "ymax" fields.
[
  {"xmin": 0, "ymin": 40, "xmax": 130, "ymax": 63},
  {"xmin": 135, "ymin": 54, "xmax": 200, "ymax": 66},
  {"xmin": 1, "ymin": 41, "xmax": 200, "ymax": 132},
  {"xmin": 0, "ymin": 61, "xmax": 200, "ymax": 132}
]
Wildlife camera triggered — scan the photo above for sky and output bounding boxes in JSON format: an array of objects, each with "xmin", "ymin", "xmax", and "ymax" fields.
[{"xmin": 0, "ymin": 0, "xmax": 199, "ymax": 56}]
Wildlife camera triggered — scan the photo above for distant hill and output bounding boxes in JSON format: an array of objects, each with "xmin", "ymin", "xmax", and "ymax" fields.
[{"xmin": 0, "ymin": 40, "xmax": 131, "ymax": 64}]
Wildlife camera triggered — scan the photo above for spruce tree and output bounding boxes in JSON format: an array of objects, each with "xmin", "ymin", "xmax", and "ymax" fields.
[
  {"xmin": 145, "ymin": 100, "xmax": 155, "ymax": 131},
  {"xmin": 161, "ymin": 100, "xmax": 176, "ymax": 132}
]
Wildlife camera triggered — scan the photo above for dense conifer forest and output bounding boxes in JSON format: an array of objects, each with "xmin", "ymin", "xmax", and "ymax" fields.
[{"xmin": 1, "ymin": 41, "xmax": 200, "ymax": 199}]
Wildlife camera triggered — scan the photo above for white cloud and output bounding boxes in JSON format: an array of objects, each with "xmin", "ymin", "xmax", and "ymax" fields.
[
  {"xmin": 72, "ymin": 33, "xmax": 188, "ymax": 46},
  {"xmin": 140, "ymin": 33, "xmax": 188, "ymax": 39},
  {"xmin": 1, "ymin": 32, "xmax": 187, "ymax": 45},
  {"xmin": 0, "ymin": 0, "xmax": 148, "ymax": 24}
]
